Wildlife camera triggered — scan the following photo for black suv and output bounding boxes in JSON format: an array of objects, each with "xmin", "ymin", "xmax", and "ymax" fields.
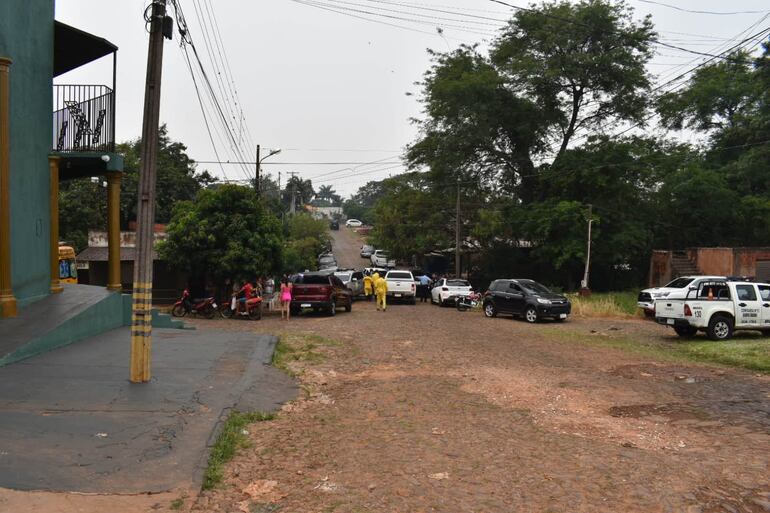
[
  {"xmin": 483, "ymin": 279, "xmax": 571, "ymax": 323},
  {"xmin": 330, "ymin": 219, "xmax": 339, "ymax": 230}
]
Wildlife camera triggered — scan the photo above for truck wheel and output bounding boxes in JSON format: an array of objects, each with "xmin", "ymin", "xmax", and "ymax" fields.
[
  {"xmin": 345, "ymin": 299, "xmax": 352, "ymax": 312},
  {"xmin": 707, "ymin": 315, "xmax": 733, "ymax": 341},
  {"xmin": 674, "ymin": 325, "xmax": 697, "ymax": 338},
  {"xmin": 328, "ymin": 300, "xmax": 336, "ymax": 317},
  {"xmin": 484, "ymin": 302, "xmax": 497, "ymax": 318},
  {"xmin": 524, "ymin": 306, "xmax": 539, "ymax": 323}
]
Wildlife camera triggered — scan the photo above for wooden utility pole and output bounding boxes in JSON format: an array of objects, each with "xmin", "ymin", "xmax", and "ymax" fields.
[
  {"xmin": 455, "ymin": 177, "xmax": 461, "ymax": 278},
  {"xmin": 255, "ymin": 144, "xmax": 260, "ymax": 195},
  {"xmin": 581, "ymin": 204, "xmax": 593, "ymax": 296},
  {"xmin": 131, "ymin": 0, "xmax": 168, "ymax": 383}
]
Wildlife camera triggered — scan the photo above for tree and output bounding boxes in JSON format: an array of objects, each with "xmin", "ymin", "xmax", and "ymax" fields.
[
  {"xmin": 283, "ymin": 213, "xmax": 331, "ymax": 272},
  {"xmin": 118, "ymin": 124, "xmax": 215, "ymax": 227},
  {"xmin": 316, "ymin": 185, "xmax": 336, "ymax": 202},
  {"xmin": 281, "ymin": 176, "xmax": 315, "ymax": 211},
  {"xmin": 159, "ymin": 185, "xmax": 283, "ymax": 291},
  {"xmin": 59, "ymin": 179, "xmax": 107, "ymax": 251}
]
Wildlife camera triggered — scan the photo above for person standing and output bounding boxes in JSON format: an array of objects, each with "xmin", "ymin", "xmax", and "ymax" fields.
[
  {"xmin": 280, "ymin": 276, "xmax": 293, "ymax": 321},
  {"xmin": 374, "ymin": 272, "xmax": 388, "ymax": 311},
  {"xmin": 363, "ymin": 271, "xmax": 374, "ymax": 301},
  {"xmin": 418, "ymin": 274, "xmax": 431, "ymax": 302}
]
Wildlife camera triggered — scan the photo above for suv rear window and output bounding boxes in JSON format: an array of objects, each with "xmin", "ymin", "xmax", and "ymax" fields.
[
  {"xmin": 387, "ymin": 271, "xmax": 412, "ymax": 280},
  {"xmin": 294, "ymin": 274, "xmax": 330, "ymax": 285},
  {"xmin": 447, "ymin": 280, "xmax": 470, "ymax": 287}
]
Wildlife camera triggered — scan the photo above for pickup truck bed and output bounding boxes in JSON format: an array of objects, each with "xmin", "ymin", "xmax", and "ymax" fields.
[{"xmin": 384, "ymin": 270, "xmax": 416, "ymax": 304}]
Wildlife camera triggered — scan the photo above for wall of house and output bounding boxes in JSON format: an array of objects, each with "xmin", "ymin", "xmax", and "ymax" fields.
[
  {"xmin": 648, "ymin": 250, "xmax": 672, "ymax": 287},
  {"xmin": 0, "ymin": 0, "xmax": 55, "ymax": 306},
  {"xmin": 693, "ymin": 248, "xmax": 733, "ymax": 276},
  {"xmin": 733, "ymin": 248, "xmax": 770, "ymax": 278}
]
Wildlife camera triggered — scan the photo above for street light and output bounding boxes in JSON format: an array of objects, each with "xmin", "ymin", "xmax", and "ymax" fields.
[{"xmin": 256, "ymin": 145, "xmax": 281, "ymax": 196}]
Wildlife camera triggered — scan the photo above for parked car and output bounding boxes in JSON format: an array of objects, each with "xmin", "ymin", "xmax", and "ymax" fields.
[
  {"xmin": 384, "ymin": 270, "xmax": 416, "ymax": 304},
  {"xmin": 346, "ymin": 219, "xmax": 363, "ymax": 227},
  {"xmin": 483, "ymin": 279, "xmax": 571, "ymax": 323},
  {"xmin": 360, "ymin": 245, "xmax": 375, "ymax": 258},
  {"xmin": 335, "ymin": 269, "xmax": 365, "ymax": 297},
  {"xmin": 290, "ymin": 271, "xmax": 353, "ymax": 316},
  {"xmin": 431, "ymin": 278, "xmax": 473, "ymax": 306},
  {"xmin": 370, "ymin": 250, "xmax": 396, "ymax": 268},
  {"xmin": 330, "ymin": 219, "xmax": 339, "ymax": 230},
  {"xmin": 655, "ymin": 279, "xmax": 770, "ymax": 340},
  {"xmin": 638, "ymin": 275, "xmax": 726, "ymax": 315}
]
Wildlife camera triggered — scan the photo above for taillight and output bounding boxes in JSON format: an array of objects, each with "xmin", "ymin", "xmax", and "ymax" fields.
[
  {"xmin": 684, "ymin": 304, "xmax": 692, "ymax": 317},
  {"xmin": 411, "ymin": 283, "xmax": 415, "ymax": 291}
]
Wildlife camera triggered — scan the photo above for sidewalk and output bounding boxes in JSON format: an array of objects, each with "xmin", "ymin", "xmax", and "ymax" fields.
[{"xmin": 0, "ymin": 327, "xmax": 296, "ymax": 493}]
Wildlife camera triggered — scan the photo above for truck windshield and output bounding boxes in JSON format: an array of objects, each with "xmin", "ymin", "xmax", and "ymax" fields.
[{"xmin": 665, "ymin": 277, "xmax": 695, "ymax": 288}]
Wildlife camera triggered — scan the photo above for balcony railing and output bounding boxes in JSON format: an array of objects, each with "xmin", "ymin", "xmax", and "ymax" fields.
[{"xmin": 53, "ymin": 84, "xmax": 115, "ymax": 153}]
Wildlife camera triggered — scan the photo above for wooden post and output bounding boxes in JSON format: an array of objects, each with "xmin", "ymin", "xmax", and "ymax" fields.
[
  {"xmin": 0, "ymin": 57, "xmax": 17, "ymax": 318},
  {"xmin": 49, "ymin": 156, "xmax": 62, "ymax": 294},
  {"xmin": 106, "ymin": 172, "xmax": 122, "ymax": 291}
]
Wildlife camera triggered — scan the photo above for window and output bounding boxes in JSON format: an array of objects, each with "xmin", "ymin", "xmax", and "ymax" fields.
[
  {"xmin": 666, "ymin": 277, "xmax": 695, "ymax": 288},
  {"xmin": 387, "ymin": 271, "xmax": 412, "ymax": 280},
  {"xmin": 352, "ymin": 272, "xmax": 364, "ymax": 280},
  {"xmin": 697, "ymin": 281, "xmax": 729, "ymax": 300},
  {"xmin": 758, "ymin": 285, "xmax": 770, "ymax": 301},
  {"xmin": 447, "ymin": 280, "xmax": 470, "ymax": 287},
  {"xmin": 519, "ymin": 280, "xmax": 552, "ymax": 294},
  {"xmin": 294, "ymin": 274, "xmax": 331, "ymax": 285},
  {"xmin": 331, "ymin": 276, "xmax": 345, "ymax": 287},
  {"xmin": 736, "ymin": 285, "xmax": 757, "ymax": 301},
  {"xmin": 335, "ymin": 273, "xmax": 351, "ymax": 282},
  {"xmin": 509, "ymin": 283, "xmax": 523, "ymax": 293}
]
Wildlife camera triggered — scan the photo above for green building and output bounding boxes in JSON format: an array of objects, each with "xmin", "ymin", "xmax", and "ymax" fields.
[{"xmin": 0, "ymin": 0, "xmax": 134, "ymax": 363}]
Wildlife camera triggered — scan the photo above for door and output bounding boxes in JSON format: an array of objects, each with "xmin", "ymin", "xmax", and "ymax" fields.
[
  {"xmin": 756, "ymin": 260, "xmax": 770, "ymax": 282},
  {"xmin": 758, "ymin": 284, "xmax": 770, "ymax": 330},
  {"xmin": 734, "ymin": 284, "xmax": 763, "ymax": 328},
  {"xmin": 507, "ymin": 282, "xmax": 526, "ymax": 314}
]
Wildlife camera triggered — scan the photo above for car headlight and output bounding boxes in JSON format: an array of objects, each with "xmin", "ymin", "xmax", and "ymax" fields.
[{"xmin": 536, "ymin": 298, "xmax": 552, "ymax": 305}]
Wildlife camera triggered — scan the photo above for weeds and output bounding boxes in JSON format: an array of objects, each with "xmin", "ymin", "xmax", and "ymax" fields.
[
  {"xmin": 203, "ymin": 410, "xmax": 275, "ymax": 490},
  {"xmin": 272, "ymin": 333, "xmax": 339, "ymax": 376},
  {"xmin": 170, "ymin": 497, "xmax": 184, "ymax": 510},
  {"xmin": 568, "ymin": 291, "xmax": 641, "ymax": 318}
]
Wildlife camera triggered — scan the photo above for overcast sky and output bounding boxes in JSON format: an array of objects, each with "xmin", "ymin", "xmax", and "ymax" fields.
[{"xmin": 54, "ymin": 0, "xmax": 770, "ymax": 197}]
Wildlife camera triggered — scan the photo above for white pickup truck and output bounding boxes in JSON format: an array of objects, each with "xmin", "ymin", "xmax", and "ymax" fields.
[
  {"xmin": 384, "ymin": 270, "xmax": 416, "ymax": 304},
  {"xmin": 655, "ymin": 279, "xmax": 770, "ymax": 340},
  {"xmin": 371, "ymin": 250, "xmax": 396, "ymax": 268}
]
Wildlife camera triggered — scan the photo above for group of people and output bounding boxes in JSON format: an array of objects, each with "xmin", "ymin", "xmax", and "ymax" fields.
[
  {"xmin": 233, "ymin": 275, "xmax": 294, "ymax": 320},
  {"xmin": 362, "ymin": 271, "xmax": 389, "ymax": 311}
]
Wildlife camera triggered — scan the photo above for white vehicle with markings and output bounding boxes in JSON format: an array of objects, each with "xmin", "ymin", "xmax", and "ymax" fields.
[
  {"xmin": 655, "ymin": 279, "xmax": 770, "ymax": 340},
  {"xmin": 384, "ymin": 270, "xmax": 416, "ymax": 304}
]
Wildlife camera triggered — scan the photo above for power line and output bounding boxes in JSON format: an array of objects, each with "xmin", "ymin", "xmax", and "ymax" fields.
[
  {"xmin": 636, "ymin": 1, "xmax": 770, "ymax": 16},
  {"xmin": 193, "ymin": 160, "xmax": 402, "ymax": 165}
]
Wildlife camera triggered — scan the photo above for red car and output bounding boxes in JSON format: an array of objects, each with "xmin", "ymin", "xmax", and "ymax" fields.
[{"xmin": 290, "ymin": 271, "xmax": 353, "ymax": 316}]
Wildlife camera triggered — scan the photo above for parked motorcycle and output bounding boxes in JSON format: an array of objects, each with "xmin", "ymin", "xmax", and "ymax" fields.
[
  {"xmin": 220, "ymin": 294, "xmax": 263, "ymax": 321},
  {"xmin": 171, "ymin": 289, "xmax": 217, "ymax": 319},
  {"xmin": 456, "ymin": 291, "xmax": 482, "ymax": 312}
]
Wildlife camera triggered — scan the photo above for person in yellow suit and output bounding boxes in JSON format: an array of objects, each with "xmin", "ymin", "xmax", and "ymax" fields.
[
  {"xmin": 373, "ymin": 272, "xmax": 388, "ymax": 311},
  {"xmin": 363, "ymin": 271, "xmax": 374, "ymax": 301}
]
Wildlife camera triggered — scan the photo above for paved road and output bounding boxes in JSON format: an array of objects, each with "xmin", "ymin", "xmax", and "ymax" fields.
[{"xmin": 330, "ymin": 226, "xmax": 367, "ymax": 269}]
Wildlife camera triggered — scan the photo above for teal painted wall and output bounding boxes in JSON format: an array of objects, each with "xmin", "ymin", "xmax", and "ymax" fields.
[{"xmin": 0, "ymin": 0, "xmax": 55, "ymax": 306}]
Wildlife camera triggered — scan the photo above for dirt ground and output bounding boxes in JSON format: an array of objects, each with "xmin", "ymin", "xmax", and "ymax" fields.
[{"xmin": 3, "ymin": 228, "xmax": 769, "ymax": 513}]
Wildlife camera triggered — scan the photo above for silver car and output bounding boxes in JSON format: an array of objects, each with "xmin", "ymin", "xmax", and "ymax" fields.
[{"xmin": 335, "ymin": 270, "xmax": 365, "ymax": 297}]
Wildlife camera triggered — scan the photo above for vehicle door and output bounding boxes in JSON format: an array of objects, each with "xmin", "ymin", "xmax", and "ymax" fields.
[
  {"xmin": 431, "ymin": 279, "xmax": 444, "ymax": 303},
  {"xmin": 330, "ymin": 275, "xmax": 348, "ymax": 305},
  {"xmin": 758, "ymin": 285, "xmax": 770, "ymax": 329},
  {"xmin": 507, "ymin": 283, "xmax": 526, "ymax": 314},
  {"xmin": 734, "ymin": 283, "xmax": 763, "ymax": 328}
]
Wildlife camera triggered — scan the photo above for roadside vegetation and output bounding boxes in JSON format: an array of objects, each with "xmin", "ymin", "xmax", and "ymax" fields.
[
  {"xmin": 272, "ymin": 333, "xmax": 339, "ymax": 377},
  {"xmin": 568, "ymin": 292, "xmax": 641, "ymax": 318},
  {"xmin": 203, "ymin": 410, "xmax": 275, "ymax": 490},
  {"xmin": 549, "ymin": 325, "xmax": 770, "ymax": 373}
]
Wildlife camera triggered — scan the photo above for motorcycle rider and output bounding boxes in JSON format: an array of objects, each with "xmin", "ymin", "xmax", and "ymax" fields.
[{"xmin": 236, "ymin": 281, "xmax": 254, "ymax": 314}]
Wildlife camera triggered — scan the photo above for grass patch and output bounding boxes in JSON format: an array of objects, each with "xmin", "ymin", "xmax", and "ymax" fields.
[
  {"xmin": 170, "ymin": 498, "xmax": 184, "ymax": 510},
  {"xmin": 272, "ymin": 333, "xmax": 339, "ymax": 376},
  {"xmin": 203, "ymin": 410, "xmax": 275, "ymax": 490},
  {"xmin": 547, "ymin": 325, "xmax": 770, "ymax": 373},
  {"xmin": 567, "ymin": 291, "xmax": 641, "ymax": 318}
]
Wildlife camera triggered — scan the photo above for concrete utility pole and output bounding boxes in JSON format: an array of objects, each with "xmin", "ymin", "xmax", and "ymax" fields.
[
  {"xmin": 255, "ymin": 144, "xmax": 260, "ymax": 195},
  {"xmin": 455, "ymin": 177, "xmax": 461, "ymax": 278},
  {"xmin": 581, "ymin": 204, "xmax": 593, "ymax": 296},
  {"xmin": 287, "ymin": 171, "xmax": 298, "ymax": 215},
  {"xmin": 131, "ymin": 0, "xmax": 169, "ymax": 383}
]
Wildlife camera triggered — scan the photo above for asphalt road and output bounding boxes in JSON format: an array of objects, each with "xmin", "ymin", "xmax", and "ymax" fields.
[{"xmin": 330, "ymin": 226, "xmax": 367, "ymax": 270}]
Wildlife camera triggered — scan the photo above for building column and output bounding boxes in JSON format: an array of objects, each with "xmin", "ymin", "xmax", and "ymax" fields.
[
  {"xmin": 106, "ymin": 172, "xmax": 122, "ymax": 291},
  {"xmin": 0, "ymin": 57, "xmax": 17, "ymax": 318},
  {"xmin": 49, "ymin": 156, "xmax": 62, "ymax": 294}
]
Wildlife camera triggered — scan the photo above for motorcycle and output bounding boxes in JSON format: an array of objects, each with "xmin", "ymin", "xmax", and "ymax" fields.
[
  {"xmin": 456, "ymin": 291, "xmax": 482, "ymax": 312},
  {"xmin": 171, "ymin": 289, "xmax": 217, "ymax": 319},
  {"xmin": 220, "ymin": 293, "xmax": 263, "ymax": 321}
]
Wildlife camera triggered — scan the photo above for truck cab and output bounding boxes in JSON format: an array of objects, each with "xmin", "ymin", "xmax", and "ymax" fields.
[{"xmin": 655, "ymin": 279, "xmax": 770, "ymax": 340}]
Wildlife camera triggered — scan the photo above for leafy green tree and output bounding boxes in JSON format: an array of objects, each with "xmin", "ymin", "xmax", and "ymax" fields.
[
  {"xmin": 283, "ymin": 213, "xmax": 331, "ymax": 272},
  {"xmin": 281, "ymin": 175, "xmax": 315, "ymax": 211},
  {"xmin": 316, "ymin": 185, "xmax": 336, "ymax": 202},
  {"xmin": 59, "ymin": 179, "xmax": 107, "ymax": 251},
  {"xmin": 159, "ymin": 185, "xmax": 283, "ymax": 291},
  {"xmin": 118, "ymin": 124, "xmax": 215, "ymax": 227}
]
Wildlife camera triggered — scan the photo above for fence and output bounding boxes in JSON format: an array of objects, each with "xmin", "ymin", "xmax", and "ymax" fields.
[{"xmin": 53, "ymin": 84, "xmax": 115, "ymax": 153}]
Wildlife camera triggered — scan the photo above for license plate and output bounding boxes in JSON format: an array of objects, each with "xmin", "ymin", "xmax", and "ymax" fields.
[
  {"xmin": 559, "ymin": 313, "xmax": 567, "ymax": 319},
  {"xmin": 301, "ymin": 303, "xmax": 311, "ymax": 308},
  {"xmin": 395, "ymin": 294, "xmax": 402, "ymax": 297},
  {"xmin": 212, "ymin": 303, "xmax": 217, "ymax": 308},
  {"xmin": 667, "ymin": 318, "xmax": 675, "ymax": 325}
]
